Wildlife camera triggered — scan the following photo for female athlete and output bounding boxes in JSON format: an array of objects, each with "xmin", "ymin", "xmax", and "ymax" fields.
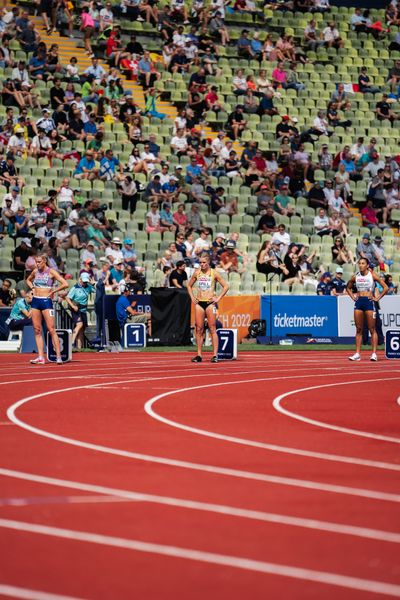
[
  {"xmin": 187, "ymin": 252, "xmax": 229, "ymax": 363},
  {"xmin": 346, "ymin": 257, "xmax": 388, "ymax": 361},
  {"xmin": 26, "ymin": 254, "xmax": 69, "ymax": 364}
]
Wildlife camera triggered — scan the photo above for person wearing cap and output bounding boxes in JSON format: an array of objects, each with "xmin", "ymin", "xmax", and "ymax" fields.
[
  {"xmin": 120, "ymin": 239, "xmax": 137, "ymax": 269},
  {"xmin": 74, "ymin": 149, "xmax": 98, "ymax": 181},
  {"xmin": 330, "ymin": 267, "xmax": 347, "ymax": 296},
  {"xmin": 372, "ymin": 235, "xmax": 394, "ymax": 268},
  {"xmin": 211, "ymin": 232, "xmax": 226, "ymax": 260},
  {"xmin": 2, "ymin": 186, "xmax": 22, "ymax": 213},
  {"xmin": 317, "ymin": 272, "xmax": 333, "ymax": 296},
  {"xmin": 6, "ymin": 126, "xmax": 27, "ymax": 157},
  {"xmin": 13, "ymin": 237, "xmax": 32, "ymax": 271},
  {"xmin": 105, "ymin": 237, "xmax": 124, "ymax": 264},
  {"xmin": 356, "ymin": 231, "xmax": 379, "ymax": 267},
  {"xmin": 219, "ymin": 240, "xmax": 242, "ymax": 274},
  {"xmin": 65, "ymin": 272, "xmax": 96, "ymax": 351}
]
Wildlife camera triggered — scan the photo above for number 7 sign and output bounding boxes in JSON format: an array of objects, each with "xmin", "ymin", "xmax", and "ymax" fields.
[{"xmin": 217, "ymin": 329, "xmax": 238, "ymax": 360}]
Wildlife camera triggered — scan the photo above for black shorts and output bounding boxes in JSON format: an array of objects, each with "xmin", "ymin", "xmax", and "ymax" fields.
[
  {"xmin": 198, "ymin": 300, "xmax": 212, "ymax": 311},
  {"xmin": 71, "ymin": 309, "xmax": 88, "ymax": 328}
]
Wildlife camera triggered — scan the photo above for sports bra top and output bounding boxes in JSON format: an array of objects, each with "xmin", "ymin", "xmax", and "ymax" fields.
[
  {"xmin": 32, "ymin": 266, "xmax": 54, "ymax": 289},
  {"xmin": 355, "ymin": 270, "xmax": 374, "ymax": 293},
  {"xmin": 194, "ymin": 268, "xmax": 216, "ymax": 297}
]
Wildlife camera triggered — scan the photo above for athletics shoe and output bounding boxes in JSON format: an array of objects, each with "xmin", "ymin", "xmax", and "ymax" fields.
[
  {"xmin": 56, "ymin": 357, "xmax": 63, "ymax": 365},
  {"xmin": 210, "ymin": 356, "xmax": 218, "ymax": 363},
  {"xmin": 191, "ymin": 355, "xmax": 202, "ymax": 363},
  {"xmin": 348, "ymin": 353, "xmax": 361, "ymax": 361},
  {"xmin": 370, "ymin": 353, "xmax": 378, "ymax": 362},
  {"xmin": 30, "ymin": 357, "xmax": 46, "ymax": 365}
]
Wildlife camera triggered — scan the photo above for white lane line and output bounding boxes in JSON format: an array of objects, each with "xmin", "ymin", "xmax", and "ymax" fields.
[
  {"xmin": 1, "ymin": 468, "xmax": 399, "ymax": 543},
  {"xmin": 273, "ymin": 380, "xmax": 400, "ymax": 444},
  {"xmin": 6, "ymin": 376, "xmax": 400, "ymax": 502},
  {"xmin": 1, "ymin": 519, "xmax": 400, "ymax": 597},
  {"xmin": 144, "ymin": 375, "xmax": 400, "ymax": 472},
  {"xmin": 0, "ymin": 584, "xmax": 84, "ymax": 600}
]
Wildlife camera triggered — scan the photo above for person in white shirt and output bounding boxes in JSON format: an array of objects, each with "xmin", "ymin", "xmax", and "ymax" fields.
[
  {"xmin": 211, "ymin": 132, "xmax": 225, "ymax": 158},
  {"xmin": 323, "ymin": 22, "xmax": 343, "ymax": 48},
  {"xmin": 193, "ymin": 229, "xmax": 211, "ymax": 257},
  {"xmin": 159, "ymin": 164, "xmax": 171, "ymax": 186},
  {"xmin": 140, "ymin": 144, "xmax": 158, "ymax": 171},
  {"xmin": 11, "ymin": 60, "xmax": 30, "ymax": 85},
  {"xmin": 220, "ymin": 140, "xmax": 234, "ymax": 163},
  {"xmin": 172, "ymin": 25, "xmax": 187, "ymax": 48},
  {"xmin": 271, "ymin": 224, "xmax": 291, "ymax": 256},
  {"xmin": 30, "ymin": 130, "xmax": 52, "ymax": 158},
  {"xmin": 35, "ymin": 221, "xmax": 57, "ymax": 243},
  {"xmin": 3, "ymin": 187, "xmax": 22, "ymax": 213},
  {"xmin": 80, "ymin": 243, "xmax": 97, "ymax": 267},
  {"xmin": 385, "ymin": 183, "xmax": 400, "ymax": 217},
  {"xmin": 171, "ymin": 129, "xmax": 189, "ymax": 155},
  {"xmin": 328, "ymin": 189, "xmax": 349, "ymax": 218},
  {"xmin": 312, "ymin": 111, "xmax": 330, "ymax": 136},
  {"xmin": 105, "ymin": 237, "xmax": 124, "ymax": 264},
  {"xmin": 57, "ymin": 177, "xmax": 75, "ymax": 210},
  {"xmin": 363, "ymin": 154, "xmax": 385, "ymax": 178},
  {"xmin": 7, "ymin": 127, "xmax": 27, "ymax": 156},
  {"xmin": 99, "ymin": 3, "xmax": 114, "ymax": 31},
  {"xmin": 314, "ymin": 207, "xmax": 332, "ymax": 236}
]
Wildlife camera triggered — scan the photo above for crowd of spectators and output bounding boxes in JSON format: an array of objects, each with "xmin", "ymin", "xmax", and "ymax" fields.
[{"xmin": 0, "ymin": 0, "xmax": 399, "ymax": 322}]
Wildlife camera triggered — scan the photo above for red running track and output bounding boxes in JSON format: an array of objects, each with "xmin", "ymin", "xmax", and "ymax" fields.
[{"xmin": 0, "ymin": 350, "xmax": 399, "ymax": 600}]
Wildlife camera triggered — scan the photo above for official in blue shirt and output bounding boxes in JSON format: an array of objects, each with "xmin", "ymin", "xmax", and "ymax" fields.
[
  {"xmin": 65, "ymin": 272, "xmax": 95, "ymax": 349},
  {"xmin": 116, "ymin": 284, "xmax": 150, "ymax": 338},
  {"xmin": 317, "ymin": 272, "xmax": 333, "ymax": 296},
  {"xmin": 6, "ymin": 291, "xmax": 32, "ymax": 330},
  {"xmin": 330, "ymin": 267, "xmax": 347, "ymax": 295}
]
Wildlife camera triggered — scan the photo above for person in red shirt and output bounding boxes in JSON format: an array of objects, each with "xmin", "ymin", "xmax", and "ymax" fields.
[
  {"xmin": 253, "ymin": 148, "xmax": 267, "ymax": 174},
  {"xmin": 204, "ymin": 86, "xmax": 223, "ymax": 112},
  {"xmin": 106, "ymin": 29, "xmax": 126, "ymax": 66},
  {"xmin": 360, "ymin": 199, "xmax": 379, "ymax": 228}
]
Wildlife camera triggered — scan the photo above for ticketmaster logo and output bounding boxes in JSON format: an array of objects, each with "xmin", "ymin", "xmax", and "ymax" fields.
[{"xmin": 274, "ymin": 313, "xmax": 328, "ymax": 328}]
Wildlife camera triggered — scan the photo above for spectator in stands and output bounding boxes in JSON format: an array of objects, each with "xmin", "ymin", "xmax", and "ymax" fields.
[
  {"xmin": 5, "ymin": 289, "xmax": 32, "ymax": 331},
  {"xmin": 273, "ymin": 185, "xmax": 294, "ymax": 217},
  {"xmin": 387, "ymin": 60, "xmax": 400, "ymax": 94},
  {"xmin": 0, "ymin": 278, "xmax": 13, "ymax": 306},
  {"xmin": 358, "ymin": 66, "xmax": 380, "ymax": 95},
  {"xmin": 226, "ymin": 104, "xmax": 247, "ymax": 140},
  {"xmin": 74, "ymin": 149, "xmax": 98, "ymax": 181},
  {"xmin": 169, "ymin": 261, "xmax": 188, "ymax": 288},
  {"xmin": 332, "ymin": 236, "xmax": 354, "ymax": 265},
  {"xmin": 314, "ymin": 207, "xmax": 333, "ymax": 237},
  {"xmin": 303, "ymin": 18, "xmax": 324, "ymax": 51},
  {"xmin": 219, "ymin": 240, "xmax": 243, "ymax": 274},
  {"xmin": 323, "ymin": 21, "xmax": 344, "ymax": 48},
  {"xmin": 258, "ymin": 90, "xmax": 279, "ymax": 117},
  {"xmin": 375, "ymin": 93, "xmax": 400, "ymax": 122},
  {"xmin": 308, "ymin": 181, "xmax": 328, "ymax": 210},
  {"xmin": 356, "ymin": 231, "xmax": 379, "ymax": 267},
  {"xmin": 271, "ymin": 224, "xmax": 291, "ymax": 255},
  {"xmin": 373, "ymin": 235, "xmax": 393, "ymax": 269},
  {"xmin": 257, "ymin": 207, "xmax": 277, "ymax": 234}
]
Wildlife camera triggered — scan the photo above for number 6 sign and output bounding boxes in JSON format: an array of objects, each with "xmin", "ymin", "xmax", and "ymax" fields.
[
  {"xmin": 217, "ymin": 329, "xmax": 238, "ymax": 360},
  {"xmin": 385, "ymin": 330, "xmax": 400, "ymax": 359}
]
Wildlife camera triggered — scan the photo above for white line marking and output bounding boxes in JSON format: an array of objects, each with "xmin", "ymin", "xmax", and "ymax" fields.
[
  {"xmin": 0, "ymin": 584, "xmax": 84, "ymax": 600},
  {"xmin": 273, "ymin": 380, "xmax": 400, "ymax": 444},
  {"xmin": 2, "ymin": 468, "xmax": 400, "ymax": 543},
  {"xmin": 1, "ymin": 519, "xmax": 400, "ymax": 597},
  {"xmin": 144, "ymin": 377, "xmax": 400, "ymax": 472},
  {"xmin": 6, "ymin": 377, "xmax": 400, "ymax": 502}
]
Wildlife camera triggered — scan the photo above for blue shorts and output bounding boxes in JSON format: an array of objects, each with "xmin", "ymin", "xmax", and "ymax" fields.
[
  {"xmin": 31, "ymin": 296, "xmax": 53, "ymax": 312},
  {"xmin": 355, "ymin": 297, "xmax": 374, "ymax": 312}
]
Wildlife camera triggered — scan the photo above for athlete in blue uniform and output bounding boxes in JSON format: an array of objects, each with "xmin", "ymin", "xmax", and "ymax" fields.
[
  {"xmin": 346, "ymin": 257, "xmax": 388, "ymax": 362},
  {"xmin": 26, "ymin": 254, "xmax": 69, "ymax": 364}
]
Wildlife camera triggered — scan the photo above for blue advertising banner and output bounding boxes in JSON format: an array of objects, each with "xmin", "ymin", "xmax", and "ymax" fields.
[{"xmin": 261, "ymin": 295, "xmax": 338, "ymax": 338}]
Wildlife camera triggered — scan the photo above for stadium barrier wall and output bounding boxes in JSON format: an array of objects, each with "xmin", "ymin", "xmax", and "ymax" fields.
[{"xmin": 337, "ymin": 296, "xmax": 400, "ymax": 337}]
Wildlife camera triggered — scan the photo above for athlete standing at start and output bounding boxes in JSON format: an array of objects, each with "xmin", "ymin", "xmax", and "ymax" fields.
[
  {"xmin": 187, "ymin": 252, "xmax": 229, "ymax": 363},
  {"xmin": 346, "ymin": 257, "xmax": 388, "ymax": 362}
]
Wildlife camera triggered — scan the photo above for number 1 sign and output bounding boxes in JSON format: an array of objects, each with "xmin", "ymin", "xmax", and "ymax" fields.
[
  {"xmin": 217, "ymin": 329, "xmax": 238, "ymax": 360},
  {"xmin": 385, "ymin": 330, "xmax": 400, "ymax": 359},
  {"xmin": 123, "ymin": 323, "xmax": 146, "ymax": 348}
]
